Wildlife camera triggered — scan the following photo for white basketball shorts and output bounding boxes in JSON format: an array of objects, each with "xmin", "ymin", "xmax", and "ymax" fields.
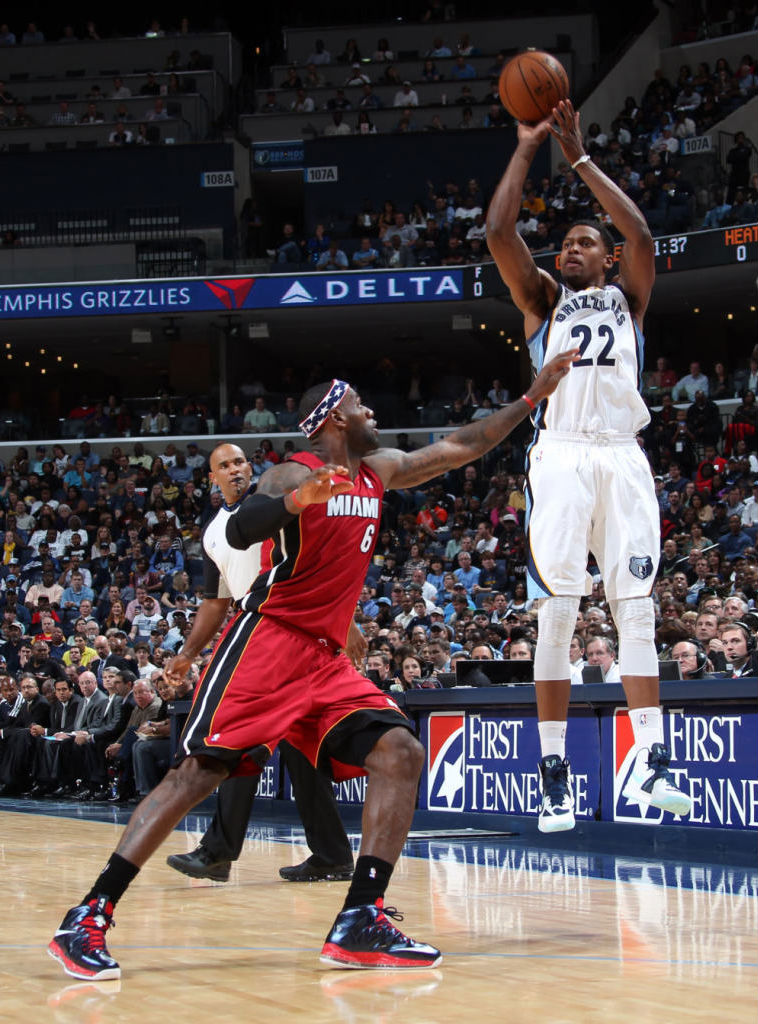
[{"xmin": 525, "ymin": 431, "xmax": 660, "ymax": 601}]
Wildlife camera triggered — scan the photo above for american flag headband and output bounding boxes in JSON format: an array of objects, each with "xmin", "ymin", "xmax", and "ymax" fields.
[{"xmin": 299, "ymin": 379, "xmax": 349, "ymax": 437}]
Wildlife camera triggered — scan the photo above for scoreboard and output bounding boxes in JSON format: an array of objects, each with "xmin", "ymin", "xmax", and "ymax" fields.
[{"xmin": 533, "ymin": 223, "xmax": 758, "ymax": 276}]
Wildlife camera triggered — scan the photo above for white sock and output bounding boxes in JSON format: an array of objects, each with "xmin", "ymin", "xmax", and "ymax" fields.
[
  {"xmin": 538, "ymin": 721, "xmax": 567, "ymax": 759},
  {"xmin": 628, "ymin": 706, "xmax": 663, "ymax": 750}
]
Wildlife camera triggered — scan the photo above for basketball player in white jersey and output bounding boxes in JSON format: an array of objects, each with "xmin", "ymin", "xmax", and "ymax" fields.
[{"xmin": 487, "ymin": 100, "xmax": 692, "ymax": 831}]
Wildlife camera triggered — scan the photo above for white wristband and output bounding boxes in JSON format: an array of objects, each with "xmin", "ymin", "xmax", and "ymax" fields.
[{"xmin": 571, "ymin": 154, "xmax": 591, "ymax": 170}]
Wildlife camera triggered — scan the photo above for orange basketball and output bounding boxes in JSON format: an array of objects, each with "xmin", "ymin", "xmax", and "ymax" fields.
[{"xmin": 498, "ymin": 51, "xmax": 569, "ymax": 124}]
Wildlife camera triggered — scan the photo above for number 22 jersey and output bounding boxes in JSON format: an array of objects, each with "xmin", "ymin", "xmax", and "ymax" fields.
[{"xmin": 527, "ymin": 282, "xmax": 650, "ymax": 436}]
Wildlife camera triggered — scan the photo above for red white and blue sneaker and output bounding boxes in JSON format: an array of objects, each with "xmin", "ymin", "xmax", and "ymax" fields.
[
  {"xmin": 538, "ymin": 755, "xmax": 575, "ymax": 833},
  {"xmin": 623, "ymin": 742, "xmax": 692, "ymax": 816},
  {"xmin": 48, "ymin": 897, "xmax": 120, "ymax": 980},
  {"xmin": 320, "ymin": 898, "xmax": 442, "ymax": 970}
]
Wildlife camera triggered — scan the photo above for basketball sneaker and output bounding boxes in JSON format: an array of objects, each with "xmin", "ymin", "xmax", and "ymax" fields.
[
  {"xmin": 622, "ymin": 743, "xmax": 692, "ymax": 816},
  {"xmin": 538, "ymin": 754, "xmax": 575, "ymax": 833},
  {"xmin": 48, "ymin": 897, "xmax": 120, "ymax": 981},
  {"xmin": 320, "ymin": 898, "xmax": 442, "ymax": 969}
]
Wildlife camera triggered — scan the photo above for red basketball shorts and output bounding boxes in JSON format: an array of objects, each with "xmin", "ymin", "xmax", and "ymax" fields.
[{"xmin": 175, "ymin": 611, "xmax": 410, "ymax": 780}]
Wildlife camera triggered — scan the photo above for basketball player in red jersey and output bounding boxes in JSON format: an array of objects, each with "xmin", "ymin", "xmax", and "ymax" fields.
[{"xmin": 49, "ymin": 355, "xmax": 575, "ymax": 980}]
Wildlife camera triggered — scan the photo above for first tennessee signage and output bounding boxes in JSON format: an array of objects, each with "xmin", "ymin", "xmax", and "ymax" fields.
[
  {"xmin": 423, "ymin": 711, "xmax": 600, "ymax": 819},
  {"xmin": 0, "ymin": 269, "xmax": 464, "ymax": 320}
]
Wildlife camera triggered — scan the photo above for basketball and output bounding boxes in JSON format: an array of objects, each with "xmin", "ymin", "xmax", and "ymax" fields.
[{"xmin": 498, "ymin": 51, "xmax": 570, "ymax": 124}]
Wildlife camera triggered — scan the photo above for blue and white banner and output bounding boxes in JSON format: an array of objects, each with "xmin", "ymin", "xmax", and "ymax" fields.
[
  {"xmin": 282, "ymin": 762, "xmax": 367, "ymax": 806},
  {"xmin": 602, "ymin": 706, "xmax": 758, "ymax": 830},
  {"xmin": 252, "ymin": 140, "xmax": 305, "ymax": 171},
  {"xmin": 0, "ymin": 269, "xmax": 466, "ymax": 320},
  {"xmin": 419, "ymin": 710, "xmax": 601, "ymax": 819}
]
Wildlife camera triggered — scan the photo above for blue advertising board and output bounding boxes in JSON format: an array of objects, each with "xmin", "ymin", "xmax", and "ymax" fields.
[
  {"xmin": 256, "ymin": 745, "xmax": 281, "ymax": 800},
  {"xmin": 419, "ymin": 709, "xmax": 601, "ymax": 820},
  {"xmin": 252, "ymin": 140, "xmax": 305, "ymax": 172},
  {"xmin": 282, "ymin": 762, "xmax": 367, "ymax": 807},
  {"xmin": 0, "ymin": 269, "xmax": 466, "ymax": 320},
  {"xmin": 601, "ymin": 706, "xmax": 758, "ymax": 830}
]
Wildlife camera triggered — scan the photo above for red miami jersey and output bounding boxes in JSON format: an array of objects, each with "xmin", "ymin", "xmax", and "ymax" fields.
[{"xmin": 242, "ymin": 451, "xmax": 383, "ymax": 649}]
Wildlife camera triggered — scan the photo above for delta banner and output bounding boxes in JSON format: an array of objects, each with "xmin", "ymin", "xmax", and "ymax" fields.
[
  {"xmin": 419, "ymin": 710, "xmax": 601, "ymax": 819},
  {"xmin": 602, "ymin": 706, "xmax": 758, "ymax": 830},
  {"xmin": 0, "ymin": 269, "xmax": 466, "ymax": 320}
]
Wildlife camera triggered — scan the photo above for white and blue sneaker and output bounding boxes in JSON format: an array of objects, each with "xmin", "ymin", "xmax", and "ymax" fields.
[
  {"xmin": 623, "ymin": 743, "xmax": 692, "ymax": 816},
  {"xmin": 538, "ymin": 755, "xmax": 575, "ymax": 833}
]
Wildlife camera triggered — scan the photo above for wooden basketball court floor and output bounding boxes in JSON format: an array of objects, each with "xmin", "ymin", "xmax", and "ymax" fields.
[{"xmin": 0, "ymin": 802, "xmax": 755, "ymax": 1024}]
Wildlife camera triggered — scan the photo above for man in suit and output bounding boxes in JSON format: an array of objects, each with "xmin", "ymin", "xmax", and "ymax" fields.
[
  {"xmin": 79, "ymin": 669, "xmax": 134, "ymax": 800},
  {"xmin": 91, "ymin": 633, "xmax": 132, "ymax": 681},
  {"xmin": 27, "ymin": 677, "xmax": 82, "ymax": 796},
  {"xmin": 33, "ymin": 671, "xmax": 107, "ymax": 796},
  {"xmin": 0, "ymin": 674, "xmax": 51, "ymax": 794}
]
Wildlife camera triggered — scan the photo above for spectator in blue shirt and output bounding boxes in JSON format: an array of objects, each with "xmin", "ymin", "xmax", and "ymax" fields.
[
  {"xmin": 317, "ymin": 241, "xmax": 349, "ymax": 270},
  {"xmin": 167, "ymin": 454, "xmax": 193, "ymax": 485},
  {"xmin": 60, "ymin": 571, "xmax": 95, "ymax": 612},
  {"xmin": 453, "ymin": 551, "xmax": 480, "ymax": 593},
  {"xmin": 149, "ymin": 536, "xmax": 184, "ymax": 576},
  {"xmin": 719, "ymin": 514, "xmax": 755, "ymax": 561},
  {"xmin": 451, "ymin": 56, "xmax": 476, "ymax": 80},
  {"xmin": 352, "ymin": 237, "xmax": 380, "ymax": 269},
  {"xmin": 63, "ymin": 457, "xmax": 92, "ymax": 488}
]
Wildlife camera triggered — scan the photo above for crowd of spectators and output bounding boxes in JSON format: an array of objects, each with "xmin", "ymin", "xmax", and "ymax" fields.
[
  {"xmin": 270, "ymin": 51, "xmax": 758, "ymax": 270},
  {"xmin": 4, "ymin": 344, "xmax": 758, "ymax": 800},
  {"xmin": 271, "ymin": 176, "xmax": 490, "ymax": 269},
  {"xmin": 0, "ymin": 68, "xmax": 203, "ymax": 147},
  {"xmin": 0, "ymin": 18, "xmax": 204, "ymax": 46}
]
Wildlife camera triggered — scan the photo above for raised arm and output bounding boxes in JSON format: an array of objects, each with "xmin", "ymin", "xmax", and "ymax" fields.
[
  {"xmin": 549, "ymin": 101, "xmax": 655, "ymax": 318},
  {"xmin": 486, "ymin": 119, "xmax": 559, "ymax": 320},
  {"xmin": 365, "ymin": 349, "xmax": 577, "ymax": 490}
]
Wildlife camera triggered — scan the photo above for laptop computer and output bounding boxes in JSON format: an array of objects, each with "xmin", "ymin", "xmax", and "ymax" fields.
[
  {"xmin": 658, "ymin": 660, "xmax": 683, "ymax": 681},
  {"xmin": 455, "ymin": 659, "xmax": 534, "ymax": 686}
]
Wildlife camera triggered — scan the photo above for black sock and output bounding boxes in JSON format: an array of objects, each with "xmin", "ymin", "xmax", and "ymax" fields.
[
  {"xmin": 343, "ymin": 855, "xmax": 393, "ymax": 910},
  {"xmin": 83, "ymin": 852, "xmax": 140, "ymax": 908}
]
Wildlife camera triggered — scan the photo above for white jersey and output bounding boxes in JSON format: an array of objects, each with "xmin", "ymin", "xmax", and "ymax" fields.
[
  {"xmin": 202, "ymin": 498, "xmax": 262, "ymax": 602},
  {"xmin": 527, "ymin": 282, "xmax": 649, "ymax": 436}
]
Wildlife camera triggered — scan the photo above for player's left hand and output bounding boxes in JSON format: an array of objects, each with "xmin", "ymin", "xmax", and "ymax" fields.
[
  {"xmin": 289, "ymin": 465, "xmax": 354, "ymax": 508},
  {"xmin": 548, "ymin": 100, "xmax": 584, "ymax": 166}
]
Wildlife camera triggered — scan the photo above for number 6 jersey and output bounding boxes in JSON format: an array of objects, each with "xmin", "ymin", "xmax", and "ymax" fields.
[
  {"xmin": 240, "ymin": 451, "xmax": 383, "ymax": 650},
  {"xmin": 527, "ymin": 282, "xmax": 650, "ymax": 436}
]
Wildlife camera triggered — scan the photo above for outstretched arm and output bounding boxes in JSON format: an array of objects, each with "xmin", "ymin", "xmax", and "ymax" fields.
[
  {"xmin": 226, "ymin": 463, "xmax": 355, "ymax": 549},
  {"xmin": 365, "ymin": 350, "xmax": 577, "ymax": 490},
  {"xmin": 487, "ymin": 118, "xmax": 559, "ymax": 321},
  {"xmin": 549, "ymin": 101, "xmax": 655, "ymax": 317}
]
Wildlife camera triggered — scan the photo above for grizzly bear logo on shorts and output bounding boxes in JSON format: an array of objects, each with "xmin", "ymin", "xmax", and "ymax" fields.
[{"xmin": 628, "ymin": 555, "xmax": 653, "ymax": 580}]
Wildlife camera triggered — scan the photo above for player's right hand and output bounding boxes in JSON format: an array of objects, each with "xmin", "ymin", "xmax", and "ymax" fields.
[
  {"xmin": 289, "ymin": 465, "xmax": 354, "ymax": 509},
  {"xmin": 516, "ymin": 117, "xmax": 552, "ymax": 147},
  {"xmin": 527, "ymin": 348, "xmax": 580, "ymax": 403}
]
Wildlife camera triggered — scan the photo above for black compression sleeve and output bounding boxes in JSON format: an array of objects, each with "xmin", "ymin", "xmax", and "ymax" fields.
[{"xmin": 225, "ymin": 492, "xmax": 297, "ymax": 549}]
